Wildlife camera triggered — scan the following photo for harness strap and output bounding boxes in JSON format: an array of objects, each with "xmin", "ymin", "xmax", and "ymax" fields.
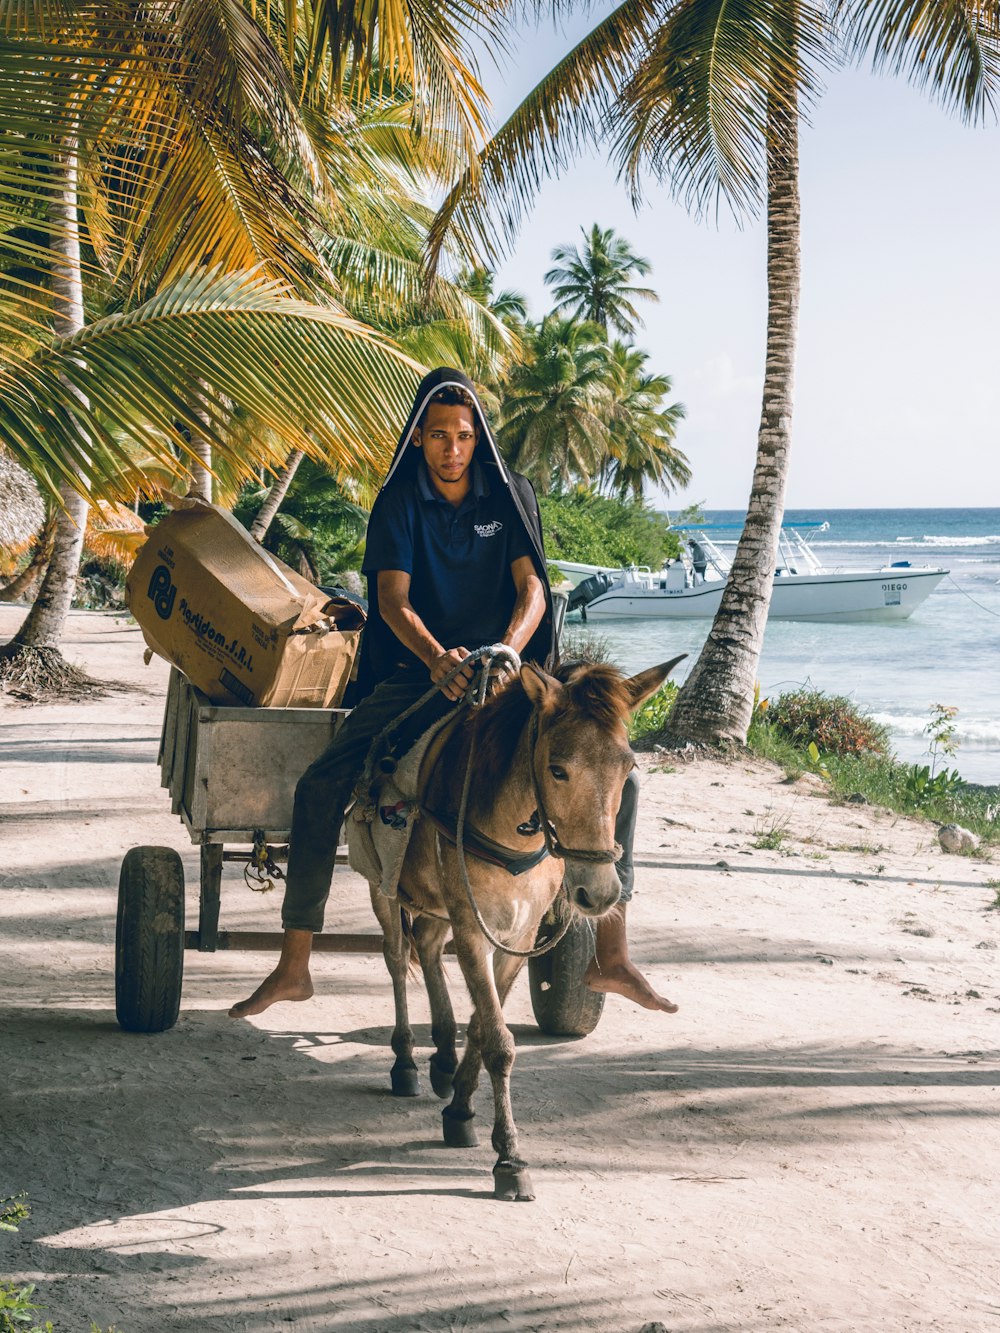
[
  {"xmin": 527, "ymin": 711, "xmax": 623, "ymax": 865},
  {"xmin": 421, "ymin": 805, "xmax": 550, "ymax": 877}
]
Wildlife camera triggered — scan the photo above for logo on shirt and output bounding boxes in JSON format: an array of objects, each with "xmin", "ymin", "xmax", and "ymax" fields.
[{"xmin": 474, "ymin": 520, "xmax": 504, "ymax": 539}]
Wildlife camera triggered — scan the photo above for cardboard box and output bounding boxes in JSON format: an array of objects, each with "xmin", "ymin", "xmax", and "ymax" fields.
[{"xmin": 126, "ymin": 498, "xmax": 364, "ymax": 708}]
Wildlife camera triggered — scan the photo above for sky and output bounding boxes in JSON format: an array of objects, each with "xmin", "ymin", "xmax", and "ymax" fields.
[{"xmin": 469, "ymin": 11, "xmax": 1000, "ymax": 512}]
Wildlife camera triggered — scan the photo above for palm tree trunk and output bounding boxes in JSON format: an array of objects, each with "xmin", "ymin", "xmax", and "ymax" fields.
[
  {"xmin": 186, "ymin": 397, "xmax": 213, "ymax": 501},
  {"xmin": 7, "ymin": 137, "xmax": 90, "ymax": 653},
  {"xmin": 249, "ymin": 448, "xmax": 304, "ymax": 542},
  {"xmin": 0, "ymin": 515, "xmax": 57, "ymax": 603},
  {"xmin": 663, "ymin": 86, "xmax": 800, "ymax": 745}
]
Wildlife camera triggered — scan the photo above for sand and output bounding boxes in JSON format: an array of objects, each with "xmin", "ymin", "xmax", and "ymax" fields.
[{"xmin": 1, "ymin": 606, "xmax": 998, "ymax": 1333}]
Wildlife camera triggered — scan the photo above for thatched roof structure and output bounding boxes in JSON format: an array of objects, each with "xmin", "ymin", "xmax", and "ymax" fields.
[{"xmin": 0, "ymin": 448, "xmax": 44, "ymax": 553}]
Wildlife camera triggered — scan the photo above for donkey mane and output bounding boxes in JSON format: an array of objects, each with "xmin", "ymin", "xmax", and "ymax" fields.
[{"xmin": 470, "ymin": 661, "xmax": 632, "ymax": 787}]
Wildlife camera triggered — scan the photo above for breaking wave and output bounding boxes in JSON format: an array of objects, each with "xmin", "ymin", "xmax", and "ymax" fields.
[
  {"xmin": 811, "ymin": 535, "xmax": 1000, "ymax": 549},
  {"xmin": 871, "ymin": 712, "xmax": 1000, "ymax": 747}
]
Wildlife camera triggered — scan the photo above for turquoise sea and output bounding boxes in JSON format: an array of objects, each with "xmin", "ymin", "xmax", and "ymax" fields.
[{"xmin": 569, "ymin": 508, "xmax": 1000, "ymax": 785}]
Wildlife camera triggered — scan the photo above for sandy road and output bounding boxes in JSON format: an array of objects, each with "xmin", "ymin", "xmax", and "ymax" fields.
[{"xmin": 2, "ymin": 607, "xmax": 999, "ymax": 1332}]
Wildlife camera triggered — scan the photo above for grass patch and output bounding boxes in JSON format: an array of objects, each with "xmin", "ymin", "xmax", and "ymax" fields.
[
  {"xmin": 750, "ymin": 808, "xmax": 792, "ymax": 850},
  {"xmin": 628, "ymin": 680, "xmax": 999, "ymax": 845},
  {"xmin": 1, "ymin": 1197, "xmax": 121, "ymax": 1332},
  {"xmin": 752, "ymin": 696, "xmax": 999, "ymax": 846}
]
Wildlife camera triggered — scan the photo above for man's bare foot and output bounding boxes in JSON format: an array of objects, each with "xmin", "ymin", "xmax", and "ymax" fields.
[
  {"xmin": 585, "ymin": 958, "xmax": 678, "ymax": 1013},
  {"xmin": 228, "ymin": 967, "xmax": 314, "ymax": 1018},
  {"xmin": 588, "ymin": 903, "xmax": 678, "ymax": 1012},
  {"xmin": 230, "ymin": 928, "xmax": 314, "ymax": 1018}
]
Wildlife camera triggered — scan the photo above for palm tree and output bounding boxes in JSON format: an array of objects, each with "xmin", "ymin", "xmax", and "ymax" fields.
[
  {"xmin": 601, "ymin": 342, "xmax": 689, "ymax": 501},
  {"xmin": 428, "ymin": 0, "xmax": 1000, "ymax": 743},
  {"xmin": 0, "ymin": 2, "xmax": 501, "ymax": 692},
  {"xmin": 544, "ymin": 224, "xmax": 658, "ymax": 337},
  {"xmin": 496, "ymin": 316, "xmax": 614, "ymax": 489}
]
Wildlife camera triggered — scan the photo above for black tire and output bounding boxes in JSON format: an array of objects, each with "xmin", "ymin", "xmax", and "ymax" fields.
[
  {"xmin": 116, "ymin": 846, "xmax": 185, "ymax": 1033},
  {"xmin": 528, "ymin": 915, "xmax": 605, "ymax": 1037}
]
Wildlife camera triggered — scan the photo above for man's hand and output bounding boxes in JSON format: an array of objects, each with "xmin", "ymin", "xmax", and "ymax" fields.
[{"xmin": 430, "ymin": 647, "xmax": 474, "ymax": 701}]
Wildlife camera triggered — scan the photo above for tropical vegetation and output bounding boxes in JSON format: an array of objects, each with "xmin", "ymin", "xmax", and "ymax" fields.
[
  {"xmin": 626, "ymin": 684, "xmax": 1000, "ymax": 844},
  {"xmin": 428, "ymin": 0, "xmax": 1000, "ymax": 748},
  {"xmin": 235, "ymin": 225, "xmax": 686, "ymax": 587},
  {"xmin": 538, "ymin": 491, "xmax": 680, "ymax": 570},
  {"xmin": 0, "ymin": 0, "xmax": 510, "ymax": 693},
  {"xmin": 545, "ymin": 224, "xmax": 658, "ymax": 337}
]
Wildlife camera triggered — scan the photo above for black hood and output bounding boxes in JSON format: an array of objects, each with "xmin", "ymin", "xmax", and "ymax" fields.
[
  {"xmin": 379, "ymin": 366, "xmax": 510, "ymax": 494},
  {"xmin": 355, "ymin": 367, "xmax": 557, "ymax": 696}
]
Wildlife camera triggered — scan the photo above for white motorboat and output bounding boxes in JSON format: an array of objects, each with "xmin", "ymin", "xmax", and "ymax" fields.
[{"xmin": 555, "ymin": 522, "xmax": 948, "ymax": 623}]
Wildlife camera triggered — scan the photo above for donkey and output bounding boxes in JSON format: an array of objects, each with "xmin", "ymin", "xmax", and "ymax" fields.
[{"xmin": 364, "ymin": 656, "xmax": 683, "ymax": 1201}]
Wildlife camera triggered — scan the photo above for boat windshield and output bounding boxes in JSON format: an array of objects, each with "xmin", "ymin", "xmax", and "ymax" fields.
[{"xmin": 672, "ymin": 521, "xmax": 830, "ymax": 581}]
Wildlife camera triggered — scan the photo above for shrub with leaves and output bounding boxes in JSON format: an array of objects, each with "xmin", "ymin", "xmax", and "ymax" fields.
[
  {"xmin": 628, "ymin": 681, "xmax": 679, "ymax": 742},
  {"xmin": 767, "ymin": 689, "xmax": 890, "ymax": 758},
  {"xmin": 0, "ymin": 1282, "xmax": 53, "ymax": 1333},
  {"xmin": 538, "ymin": 491, "xmax": 680, "ymax": 570},
  {"xmin": 0, "ymin": 1195, "xmax": 29, "ymax": 1232},
  {"xmin": 902, "ymin": 763, "xmax": 965, "ymax": 809}
]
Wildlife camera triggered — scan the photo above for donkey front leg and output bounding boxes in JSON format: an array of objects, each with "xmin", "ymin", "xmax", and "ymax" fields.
[
  {"xmin": 411, "ymin": 915, "xmax": 459, "ymax": 1101},
  {"xmin": 487, "ymin": 942, "xmax": 535, "ymax": 1201},
  {"xmin": 447, "ymin": 927, "xmax": 535, "ymax": 1200},
  {"xmin": 369, "ymin": 887, "xmax": 419, "ymax": 1097}
]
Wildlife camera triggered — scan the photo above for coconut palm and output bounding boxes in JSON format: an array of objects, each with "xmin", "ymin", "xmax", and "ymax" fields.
[
  {"xmin": 544, "ymin": 224, "xmax": 658, "ymax": 337},
  {"xmin": 0, "ymin": 1, "xmax": 506, "ymax": 691},
  {"xmin": 429, "ymin": 0, "xmax": 1000, "ymax": 743},
  {"xmin": 496, "ymin": 316, "xmax": 615, "ymax": 489},
  {"xmin": 601, "ymin": 343, "xmax": 689, "ymax": 501}
]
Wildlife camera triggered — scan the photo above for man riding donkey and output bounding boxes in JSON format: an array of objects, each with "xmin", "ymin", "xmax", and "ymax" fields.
[{"xmin": 230, "ymin": 368, "xmax": 678, "ymax": 1020}]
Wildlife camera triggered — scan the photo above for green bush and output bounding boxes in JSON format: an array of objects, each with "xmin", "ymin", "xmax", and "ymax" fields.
[
  {"xmin": 766, "ymin": 689, "xmax": 890, "ymax": 758},
  {"xmin": 539, "ymin": 491, "xmax": 681, "ymax": 570},
  {"xmin": 628, "ymin": 682, "xmax": 679, "ymax": 742},
  {"xmin": 901, "ymin": 763, "xmax": 965, "ymax": 809},
  {"xmin": 1, "ymin": 1283, "xmax": 53, "ymax": 1333}
]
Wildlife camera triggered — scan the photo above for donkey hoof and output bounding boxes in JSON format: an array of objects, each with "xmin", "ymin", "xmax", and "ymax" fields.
[
  {"xmin": 442, "ymin": 1107, "xmax": 478, "ymax": 1148},
  {"xmin": 429, "ymin": 1055, "xmax": 455, "ymax": 1100},
  {"xmin": 493, "ymin": 1160, "xmax": 535, "ymax": 1202},
  {"xmin": 390, "ymin": 1065, "xmax": 420, "ymax": 1097}
]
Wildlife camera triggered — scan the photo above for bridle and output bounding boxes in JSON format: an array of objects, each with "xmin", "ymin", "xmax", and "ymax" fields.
[
  {"xmin": 526, "ymin": 709, "xmax": 623, "ymax": 867},
  {"xmin": 452, "ymin": 657, "xmax": 622, "ymax": 960},
  {"xmin": 366, "ymin": 645, "xmax": 624, "ymax": 959}
]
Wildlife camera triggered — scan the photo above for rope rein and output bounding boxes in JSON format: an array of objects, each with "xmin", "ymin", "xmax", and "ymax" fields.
[
  {"xmin": 448, "ymin": 648, "xmax": 621, "ymax": 960},
  {"xmin": 365, "ymin": 645, "xmax": 622, "ymax": 960},
  {"xmin": 454, "ymin": 708, "xmax": 574, "ymax": 960}
]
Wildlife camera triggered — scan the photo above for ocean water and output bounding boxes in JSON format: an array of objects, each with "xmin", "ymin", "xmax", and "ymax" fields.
[{"xmin": 567, "ymin": 508, "xmax": 1000, "ymax": 784}]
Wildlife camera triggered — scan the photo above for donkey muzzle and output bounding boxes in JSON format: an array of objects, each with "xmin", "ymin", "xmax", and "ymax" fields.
[{"xmin": 566, "ymin": 862, "xmax": 622, "ymax": 916}]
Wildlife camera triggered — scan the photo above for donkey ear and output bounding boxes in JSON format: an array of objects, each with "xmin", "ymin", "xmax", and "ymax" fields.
[
  {"xmin": 520, "ymin": 661, "xmax": 561, "ymax": 708},
  {"xmin": 624, "ymin": 655, "xmax": 687, "ymax": 712}
]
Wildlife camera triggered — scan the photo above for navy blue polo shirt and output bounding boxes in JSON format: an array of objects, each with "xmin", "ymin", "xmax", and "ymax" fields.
[{"xmin": 362, "ymin": 461, "xmax": 534, "ymax": 669}]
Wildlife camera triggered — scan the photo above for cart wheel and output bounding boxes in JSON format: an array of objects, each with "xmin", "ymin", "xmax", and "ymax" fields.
[
  {"xmin": 528, "ymin": 915, "xmax": 605, "ymax": 1037},
  {"xmin": 116, "ymin": 846, "xmax": 185, "ymax": 1034}
]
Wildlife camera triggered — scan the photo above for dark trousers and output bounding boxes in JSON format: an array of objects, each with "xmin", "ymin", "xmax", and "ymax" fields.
[{"xmin": 281, "ymin": 669, "xmax": 640, "ymax": 932}]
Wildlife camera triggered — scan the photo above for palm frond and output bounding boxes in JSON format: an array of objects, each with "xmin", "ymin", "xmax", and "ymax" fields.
[
  {"xmin": 426, "ymin": 0, "xmax": 662, "ymax": 272},
  {"xmin": 295, "ymin": 0, "xmax": 500, "ymax": 173},
  {"xmin": 614, "ymin": 0, "xmax": 830, "ymax": 220},
  {"xmin": 1, "ymin": 266, "xmax": 423, "ymax": 503},
  {"xmin": 834, "ymin": 0, "xmax": 1000, "ymax": 121}
]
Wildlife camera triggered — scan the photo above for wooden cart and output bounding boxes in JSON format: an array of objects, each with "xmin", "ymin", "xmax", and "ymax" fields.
[{"xmin": 115, "ymin": 665, "xmax": 604, "ymax": 1039}]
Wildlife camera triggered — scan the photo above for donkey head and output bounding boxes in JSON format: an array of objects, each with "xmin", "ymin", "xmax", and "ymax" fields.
[{"xmin": 520, "ymin": 655, "xmax": 686, "ymax": 916}]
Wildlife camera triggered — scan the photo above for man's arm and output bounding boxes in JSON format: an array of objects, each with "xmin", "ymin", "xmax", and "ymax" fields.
[
  {"xmin": 377, "ymin": 569, "xmax": 473, "ymax": 701},
  {"xmin": 503, "ymin": 555, "xmax": 546, "ymax": 656},
  {"xmin": 377, "ymin": 557, "xmax": 546, "ymax": 702}
]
